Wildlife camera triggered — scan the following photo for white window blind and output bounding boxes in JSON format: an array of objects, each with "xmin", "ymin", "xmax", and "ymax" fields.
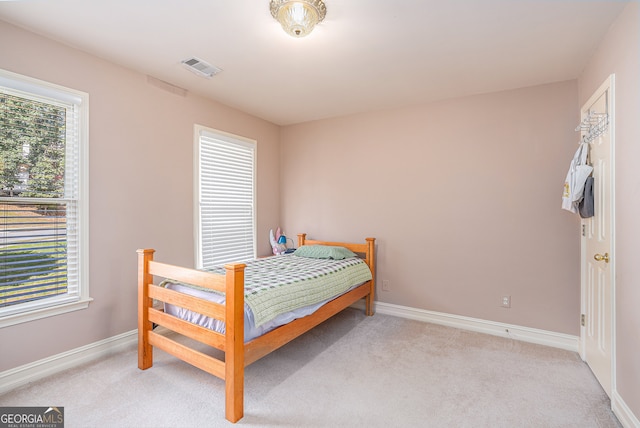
[
  {"xmin": 0, "ymin": 69, "xmax": 89, "ymax": 326},
  {"xmin": 197, "ymin": 127, "xmax": 256, "ymax": 269}
]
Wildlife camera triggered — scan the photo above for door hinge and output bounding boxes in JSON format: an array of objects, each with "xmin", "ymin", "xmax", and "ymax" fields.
[
  {"xmin": 581, "ymin": 314, "xmax": 586, "ymax": 327},
  {"xmin": 581, "ymin": 224, "xmax": 586, "ymax": 237}
]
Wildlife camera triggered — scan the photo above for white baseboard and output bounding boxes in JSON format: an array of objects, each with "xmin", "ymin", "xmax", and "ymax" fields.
[
  {"xmin": 613, "ymin": 390, "xmax": 640, "ymax": 428},
  {"xmin": 353, "ymin": 301, "xmax": 579, "ymax": 352},
  {"xmin": 0, "ymin": 329, "xmax": 137, "ymax": 395}
]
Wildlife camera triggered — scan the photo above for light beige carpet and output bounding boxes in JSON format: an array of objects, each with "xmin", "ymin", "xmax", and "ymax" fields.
[{"xmin": 0, "ymin": 309, "xmax": 620, "ymax": 427}]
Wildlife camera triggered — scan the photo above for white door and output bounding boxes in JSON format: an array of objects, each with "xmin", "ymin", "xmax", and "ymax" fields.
[{"xmin": 581, "ymin": 75, "xmax": 615, "ymax": 397}]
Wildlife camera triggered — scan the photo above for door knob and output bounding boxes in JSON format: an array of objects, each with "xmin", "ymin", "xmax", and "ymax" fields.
[{"xmin": 594, "ymin": 253, "xmax": 609, "ymax": 263}]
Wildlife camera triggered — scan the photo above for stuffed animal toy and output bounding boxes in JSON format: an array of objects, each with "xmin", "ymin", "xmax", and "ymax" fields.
[{"xmin": 269, "ymin": 228, "xmax": 287, "ymax": 255}]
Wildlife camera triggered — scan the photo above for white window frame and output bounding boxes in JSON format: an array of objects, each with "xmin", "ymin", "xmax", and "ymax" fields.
[
  {"xmin": 194, "ymin": 125, "xmax": 256, "ymax": 269},
  {"xmin": 0, "ymin": 69, "xmax": 90, "ymax": 328}
]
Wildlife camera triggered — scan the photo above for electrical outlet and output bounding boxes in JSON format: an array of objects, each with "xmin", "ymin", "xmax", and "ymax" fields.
[
  {"xmin": 501, "ymin": 295, "xmax": 511, "ymax": 308},
  {"xmin": 382, "ymin": 279, "xmax": 390, "ymax": 292}
]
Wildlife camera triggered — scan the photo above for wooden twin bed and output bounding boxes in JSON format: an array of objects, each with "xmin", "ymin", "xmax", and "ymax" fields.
[{"xmin": 137, "ymin": 233, "xmax": 375, "ymax": 423}]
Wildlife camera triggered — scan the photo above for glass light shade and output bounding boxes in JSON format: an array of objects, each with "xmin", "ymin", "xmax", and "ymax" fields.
[{"xmin": 270, "ymin": 0, "xmax": 326, "ymax": 38}]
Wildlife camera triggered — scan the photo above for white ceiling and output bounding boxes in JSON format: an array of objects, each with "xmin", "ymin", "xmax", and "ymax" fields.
[{"xmin": 0, "ymin": 0, "xmax": 628, "ymax": 125}]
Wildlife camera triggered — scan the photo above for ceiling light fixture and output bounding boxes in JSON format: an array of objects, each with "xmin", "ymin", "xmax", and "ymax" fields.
[{"xmin": 270, "ymin": 0, "xmax": 327, "ymax": 38}]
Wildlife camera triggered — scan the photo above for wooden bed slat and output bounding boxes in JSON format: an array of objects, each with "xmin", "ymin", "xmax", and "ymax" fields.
[
  {"xmin": 299, "ymin": 239, "xmax": 369, "ymax": 255},
  {"xmin": 149, "ymin": 307, "xmax": 226, "ymax": 351},
  {"xmin": 148, "ymin": 330, "xmax": 225, "ymax": 379},
  {"xmin": 149, "ymin": 283, "xmax": 226, "ymax": 321},
  {"xmin": 149, "ymin": 260, "xmax": 226, "ymax": 292}
]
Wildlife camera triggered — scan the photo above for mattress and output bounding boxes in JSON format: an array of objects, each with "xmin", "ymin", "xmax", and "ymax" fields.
[{"xmin": 162, "ymin": 253, "xmax": 372, "ymax": 342}]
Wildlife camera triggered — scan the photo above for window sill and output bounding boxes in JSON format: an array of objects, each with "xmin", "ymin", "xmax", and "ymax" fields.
[{"xmin": 0, "ymin": 297, "xmax": 94, "ymax": 328}]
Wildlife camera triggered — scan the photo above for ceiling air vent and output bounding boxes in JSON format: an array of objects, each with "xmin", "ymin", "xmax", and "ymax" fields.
[{"xmin": 181, "ymin": 57, "xmax": 222, "ymax": 78}]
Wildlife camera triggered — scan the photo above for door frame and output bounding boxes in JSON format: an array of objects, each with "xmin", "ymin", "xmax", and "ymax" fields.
[{"xmin": 579, "ymin": 74, "xmax": 616, "ymax": 394}]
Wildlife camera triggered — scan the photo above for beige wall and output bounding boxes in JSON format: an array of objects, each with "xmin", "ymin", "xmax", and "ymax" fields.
[
  {"xmin": 579, "ymin": 2, "xmax": 640, "ymax": 420},
  {"xmin": 0, "ymin": 21, "xmax": 280, "ymax": 371},
  {"xmin": 281, "ymin": 80, "xmax": 580, "ymax": 335}
]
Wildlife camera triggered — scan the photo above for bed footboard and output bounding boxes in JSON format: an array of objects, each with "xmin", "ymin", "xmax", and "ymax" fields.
[{"xmin": 136, "ymin": 249, "xmax": 246, "ymax": 422}]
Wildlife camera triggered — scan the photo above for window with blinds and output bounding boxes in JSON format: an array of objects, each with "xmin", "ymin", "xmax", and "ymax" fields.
[
  {"xmin": 196, "ymin": 127, "xmax": 256, "ymax": 269},
  {"xmin": 0, "ymin": 69, "xmax": 89, "ymax": 327}
]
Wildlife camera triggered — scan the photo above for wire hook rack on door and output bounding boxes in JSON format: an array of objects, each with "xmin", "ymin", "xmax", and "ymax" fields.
[{"xmin": 575, "ymin": 111, "xmax": 609, "ymax": 144}]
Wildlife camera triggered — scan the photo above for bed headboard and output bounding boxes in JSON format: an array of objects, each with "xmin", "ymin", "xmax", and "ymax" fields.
[{"xmin": 297, "ymin": 233, "xmax": 376, "ymax": 283}]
